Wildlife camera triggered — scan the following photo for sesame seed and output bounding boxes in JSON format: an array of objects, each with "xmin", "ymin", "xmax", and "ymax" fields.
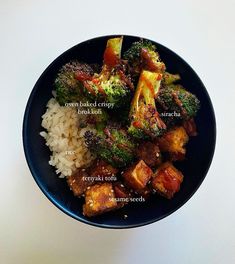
[{"xmin": 123, "ymin": 214, "xmax": 128, "ymax": 219}]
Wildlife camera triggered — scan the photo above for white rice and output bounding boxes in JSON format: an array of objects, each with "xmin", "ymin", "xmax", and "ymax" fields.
[{"xmin": 40, "ymin": 98, "xmax": 96, "ymax": 177}]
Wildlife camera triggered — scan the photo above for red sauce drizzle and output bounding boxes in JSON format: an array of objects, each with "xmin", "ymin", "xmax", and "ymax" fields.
[
  {"xmin": 92, "ymin": 79, "xmax": 106, "ymax": 96},
  {"xmin": 161, "ymin": 169, "xmax": 181, "ymax": 192},
  {"xmin": 132, "ymin": 121, "xmax": 142, "ymax": 128},
  {"xmin": 141, "ymin": 48, "xmax": 158, "ymax": 71},
  {"xmin": 140, "ymin": 74, "xmax": 155, "ymax": 97},
  {"xmin": 103, "ymin": 46, "xmax": 119, "ymax": 67},
  {"xmin": 83, "ymin": 81, "xmax": 96, "ymax": 96},
  {"xmin": 118, "ymin": 70, "xmax": 134, "ymax": 90},
  {"xmin": 75, "ymin": 72, "xmax": 92, "ymax": 81}
]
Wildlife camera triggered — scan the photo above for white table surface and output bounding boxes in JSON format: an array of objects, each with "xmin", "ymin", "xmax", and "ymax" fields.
[{"xmin": 1, "ymin": 0, "xmax": 235, "ymax": 263}]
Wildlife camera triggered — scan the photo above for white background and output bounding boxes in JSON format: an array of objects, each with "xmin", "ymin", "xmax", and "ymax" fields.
[{"xmin": 1, "ymin": 0, "xmax": 235, "ymax": 263}]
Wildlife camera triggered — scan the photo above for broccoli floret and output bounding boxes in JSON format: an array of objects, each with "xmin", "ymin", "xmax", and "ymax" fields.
[
  {"xmin": 81, "ymin": 37, "xmax": 133, "ymax": 108},
  {"xmin": 55, "ymin": 61, "xmax": 94, "ymax": 105},
  {"xmin": 162, "ymin": 72, "xmax": 181, "ymax": 85},
  {"xmin": 84, "ymin": 124, "xmax": 136, "ymax": 167},
  {"xmin": 123, "ymin": 39, "xmax": 165, "ymax": 77},
  {"xmin": 80, "ymin": 107, "xmax": 109, "ymax": 131},
  {"xmin": 157, "ymin": 84, "xmax": 200, "ymax": 120},
  {"xmin": 128, "ymin": 70, "xmax": 166, "ymax": 139},
  {"xmin": 82, "ymin": 73, "xmax": 131, "ymax": 107},
  {"xmin": 124, "ymin": 39, "xmax": 156, "ymax": 62}
]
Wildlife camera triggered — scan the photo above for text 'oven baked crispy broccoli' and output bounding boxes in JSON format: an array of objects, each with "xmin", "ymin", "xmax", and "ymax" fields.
[
  {"xmin": 80, "ymin": 107, "xmax": 109, "ymax": 132},
  {"xmin": 84, "ymin": 123, "xmax": 136, "ymax": 168},
  {"xmin": 128, "ymin": 70, "xmax": 166, "ymax": 139},
  {"xmin": 80, "ymin": 37, "xmax": 134, "ymax": 108}
]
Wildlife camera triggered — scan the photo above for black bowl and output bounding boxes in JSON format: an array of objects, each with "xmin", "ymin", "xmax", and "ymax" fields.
[{"xmin": 23, "ymin": 35, "xmax": 216, "ymax": 228}]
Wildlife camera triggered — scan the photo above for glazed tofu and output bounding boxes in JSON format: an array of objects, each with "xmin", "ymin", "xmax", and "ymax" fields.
[
  {"xmin": 113, "ymin": 182, "xmax": 131, "ymax": 207},
  {"xmin": 113, "ymin": 182, "xmax": 131, "ymax": 200},
  {"xmin": 83, "ymin": 183, "xmax": 118, "ymax": 217},
  {"xmin": 158, "ymin": 126, "xmax": 189, "ymax": 161},
  {"xmin": 67, "ymin": 168, "xmax": 93, "ymax": 197},
  {"xmin": 152, "ymin": 162, "xmax": 183, "ymax": 199},
  {"xmin": 123, "ymin": 160, "xmax": 153, "ymax": 191},
  {"xmin": 88, "ymin": 159, "xmax": 118, "ymax": 180},
  {"xmin": 136, "ymin": 141, "xmax": 162, "ymax": 167},
  {"xmin": 183, "ymin": 118, "xmax": 197, "ymax": 137},
  {"xmin": 135, "ymin": 186, "xmax": 151, "ymax": 200}
]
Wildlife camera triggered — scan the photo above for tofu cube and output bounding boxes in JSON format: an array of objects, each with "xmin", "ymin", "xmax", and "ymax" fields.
[
  {"xmin": 158, "ymin": 126, "xmax": 189, "ymax": 161},
  {"xmin": 136, "ymin": 186, "xmax": 151, "ymax": 200},
  {"xmin": 183, "ymin": 118, "xmax": 197, "ymax": 136},
  {"xmin": 136, "ymin": 141, "xmax": 162, "ymax": 167},
  {"xmin": 113, "ymin": 182, "xmax": 131, "ymax": 207},
  {"xmin": 152, "ymin": 162, "xmax": 183, "ymax": 199},
  {"xmin": 88, "ymin": 159, "xmax": 118, "ymax": 180},
  {"xmin": 67, "ymin": 168, "xmax": 93, "ymax": 197},
  {"xmin": 83, "ymin": 183, "xmax": 117, "ymax": 217},
  {"xmin": 123, "ymin": 160, "xmax": 153, "ymax": 191},
  {"xmin": 113, "ymin": 182, "xmax": 131, "ymax": 200}
]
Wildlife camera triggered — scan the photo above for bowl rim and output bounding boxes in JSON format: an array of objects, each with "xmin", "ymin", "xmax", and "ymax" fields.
[{"xmin": 22, "ymin": 34, "xmax": 217, "ymax": 229}]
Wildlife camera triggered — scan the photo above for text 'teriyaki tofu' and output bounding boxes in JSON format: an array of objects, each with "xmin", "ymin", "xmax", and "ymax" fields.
[
  {"xmin": 67, "ymin": 168, "xmax": 93, "ymax": 197},
  {"xmin": 88, "ymin": 159, "xmax": 118, "ymax": 179}
]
